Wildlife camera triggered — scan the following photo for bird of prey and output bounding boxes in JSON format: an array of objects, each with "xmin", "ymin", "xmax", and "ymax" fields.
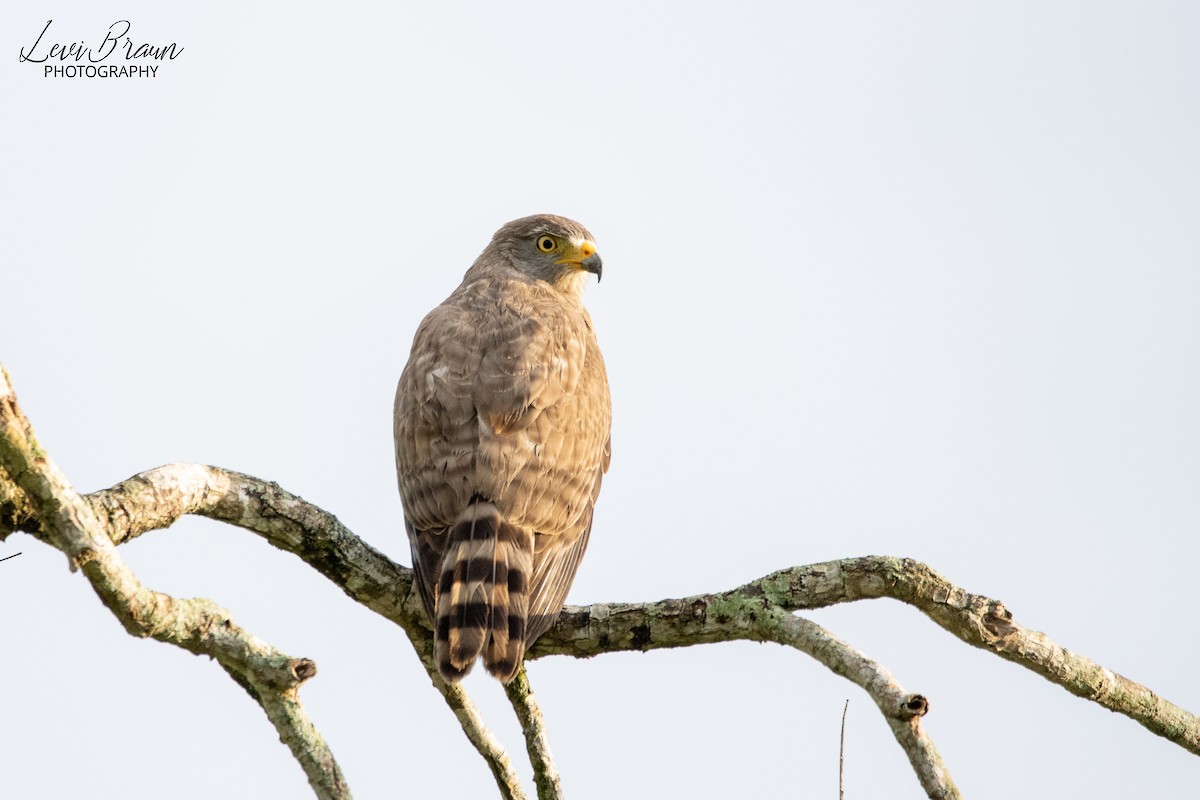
[{"xmin": 394, "ymin": 214, "xmax": 611, "ymax": 682}]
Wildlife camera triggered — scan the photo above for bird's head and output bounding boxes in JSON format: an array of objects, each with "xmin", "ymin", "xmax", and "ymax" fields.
[{"xmin": 492, "ymin": 214, "xmax": 603, "ymax": 292}]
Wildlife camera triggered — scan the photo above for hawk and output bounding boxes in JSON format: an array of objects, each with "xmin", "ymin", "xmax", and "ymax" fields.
[{"xmin": 394, "ymin": 214, "xmax": 611, "ymax": 682}]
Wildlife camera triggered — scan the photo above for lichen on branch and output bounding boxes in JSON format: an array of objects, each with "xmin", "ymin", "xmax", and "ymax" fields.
[{"xmin": 4, "ymin": 363, "xmax": 1198, "ymax": 800}]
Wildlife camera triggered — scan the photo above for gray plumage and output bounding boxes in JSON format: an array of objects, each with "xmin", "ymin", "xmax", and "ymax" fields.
[{"xmin": 394, "ymin": 214, "xmax": 611, "ymax": 682}]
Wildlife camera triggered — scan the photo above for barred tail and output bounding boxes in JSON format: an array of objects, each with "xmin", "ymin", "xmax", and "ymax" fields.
[{"xmin": 434, "ymin": 501, "xmax": 532, "ymax": 683}]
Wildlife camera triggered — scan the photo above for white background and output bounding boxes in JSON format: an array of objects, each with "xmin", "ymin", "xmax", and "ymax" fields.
[{"xmin": 3, "ymin": 3, "xmax": 1198, "ymax": 798}]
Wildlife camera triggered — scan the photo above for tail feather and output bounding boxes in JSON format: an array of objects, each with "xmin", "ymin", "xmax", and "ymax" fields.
[{"xmin": 434, "ymin": 501, "xmax": 532, "ymax": 682}]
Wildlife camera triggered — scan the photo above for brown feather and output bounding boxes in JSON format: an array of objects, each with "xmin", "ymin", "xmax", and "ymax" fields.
[{"xmin": 395, "ymin": 214, "xmax": 611, "ymax": 682}]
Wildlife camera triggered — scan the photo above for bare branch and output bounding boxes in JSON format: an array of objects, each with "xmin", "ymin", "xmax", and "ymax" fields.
[
  {"xmin": 406, "ymin": 631, "xmax": 531, "ymax": 800},
  {"xmin": 537, "ymin": 563, "xmax": 1200, "ymax": 758},
  {"xmin": 748, "ymin": 558, "xmax": 1200, "ymax": 755},
  {"xmin": 503, "ymin": 667, "xmax": 564, "ymax": 800},
  {"xmin": 761, "ymin": 610, "xmax": 957, "ymax": 799},
  {"xmin": 2, "ymin": 447, "xmax": 528, "ymax": 799},
  {"xmin": 5, "ymin": 364, "xmax": 1198, "ymax": 797},
  {"xmin": 83, "ymin": 461, "xmax": 530, "ymax": 798},
  {"xmin": 0, "ymin": 367, "xmax": 350, "ymax": 800}
]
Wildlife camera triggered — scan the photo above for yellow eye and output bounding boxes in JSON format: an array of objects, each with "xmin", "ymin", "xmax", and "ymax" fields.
[{"xmin": 536, "ymin": 235, "xmax": 557, "ymax": 253}]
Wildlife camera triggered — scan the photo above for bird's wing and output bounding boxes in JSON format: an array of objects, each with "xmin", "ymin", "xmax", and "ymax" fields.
[
  {"xmin": 396, "ymin": 274, "xmax": 611, "ymax": 632},
  {"xmin": 522, "ymin": 327, "xmax": 611, "ymax": 640}
]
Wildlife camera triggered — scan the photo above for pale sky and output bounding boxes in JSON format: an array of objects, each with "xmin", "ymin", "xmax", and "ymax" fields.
[{"xmin": 3, "ymin": 3, "xmax": 1199, "ymax": 798}]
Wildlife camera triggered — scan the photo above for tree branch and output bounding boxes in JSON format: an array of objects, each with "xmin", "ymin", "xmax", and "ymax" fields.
[
  {"xmin": 406, "ymin": 626, "xmax": 530, "ymax": 800},
  {"xmin": 5, "ymin": 364, "xmax": 1198, "ymax": 798},
  {"xmin": 73, "ymin": 460, "xmax": 531, "ymax": 798},
  {"xmin": 534, "ymin": 562, "xmax": 1200, "ymax": 757},
  {"xmin": 0, "ymin": 367, "xmax": 349, "ymax": 800},
  {"xmin": 0, "ymin": 395, "xmax": 531, "ymax": 800},
  {"xmin": 503, "ymin": 667, "xmax": 564, "ymax": 800},
  {"xmin": 760, "ymin": 609, "xmax": 955, "ymax": 799}
]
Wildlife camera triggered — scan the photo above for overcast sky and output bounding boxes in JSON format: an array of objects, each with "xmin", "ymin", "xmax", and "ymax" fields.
[{"xmin": 3, "ymin": 3, "xmax": 1199, "ymax": 798}]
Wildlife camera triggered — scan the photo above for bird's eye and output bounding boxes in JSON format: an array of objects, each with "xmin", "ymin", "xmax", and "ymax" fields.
[{"xmin": 536, "ymin": 235, "xmax": 557, "ymax": 253}]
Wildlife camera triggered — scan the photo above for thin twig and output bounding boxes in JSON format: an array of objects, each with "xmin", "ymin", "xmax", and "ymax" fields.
[
  {"xmin": 409, "ymin": 627, "xmax": 529, "ymax": 800},
  {"xmin": 759, "ymin": 610, "xmax": 957, "ymax": 799},
  {"xmin": 840, "ymin": 699, "xmax": 849, "ymax": 800},
  {"xmin": 503, "ymin": 666, "xmax": 564, "ymax": 800}
]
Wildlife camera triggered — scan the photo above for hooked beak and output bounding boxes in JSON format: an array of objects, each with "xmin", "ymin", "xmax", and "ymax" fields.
[
  {"xmin": 580, "ymin": 252, "xmax": 603, "ymax": 283},
  {"xmin": 559, "ymin": 238, "xmax": 604, "ymax": 283}
]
